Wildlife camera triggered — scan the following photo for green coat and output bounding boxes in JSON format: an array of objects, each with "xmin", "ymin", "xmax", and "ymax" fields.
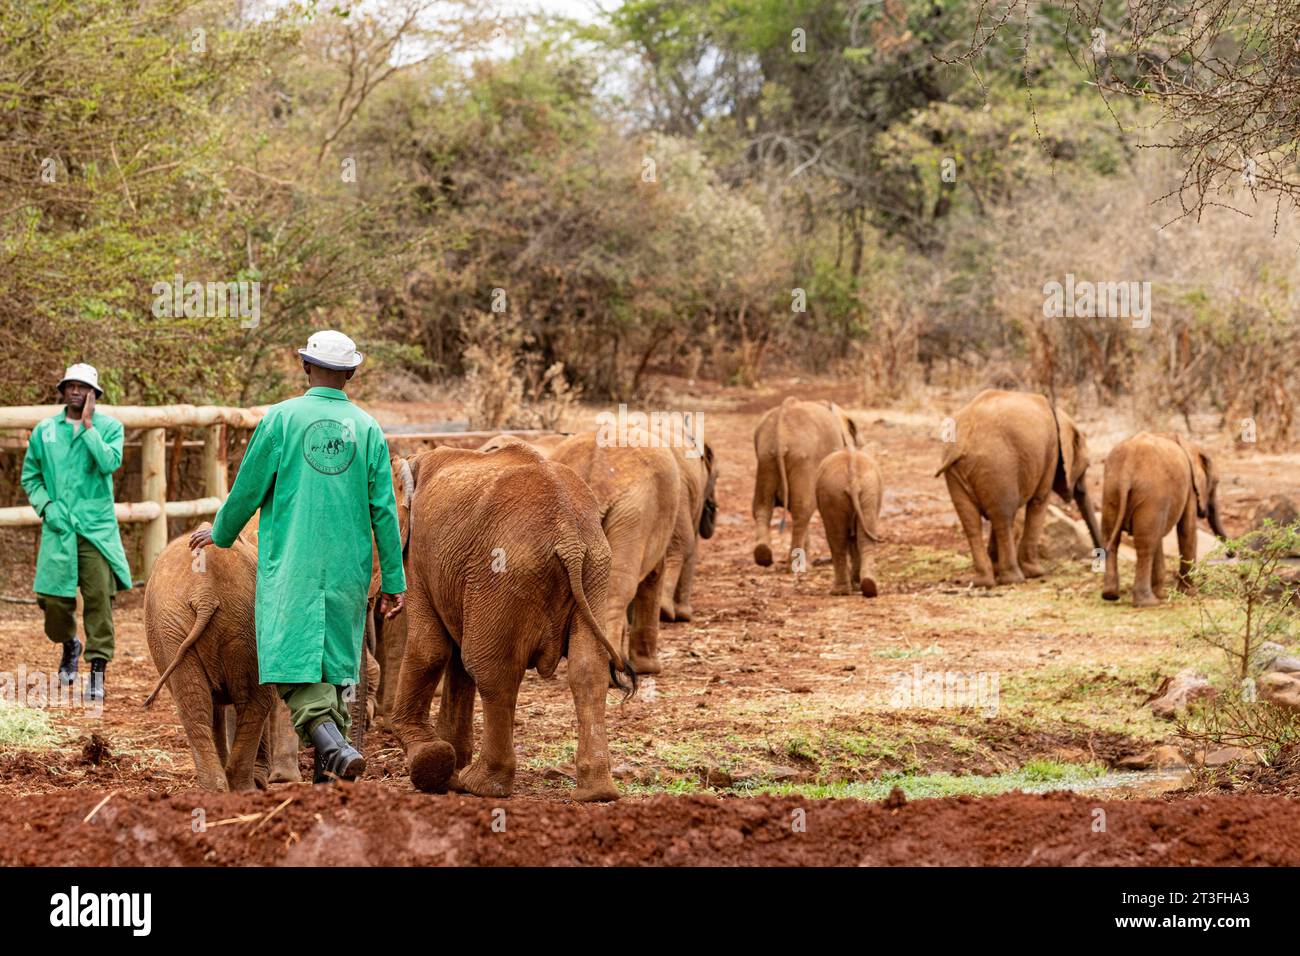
[
  {"xmin": 21, "ymin": 412, "xmax": 133, "ymax": 598},
  {"xmin": 211, "ymin": 387, "xmax": 406, "ymax": 685}
]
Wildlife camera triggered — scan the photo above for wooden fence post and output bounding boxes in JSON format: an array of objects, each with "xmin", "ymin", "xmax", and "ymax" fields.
[
  {"xmin": 141, "ymin": 427, "xmax": 167, "ymax": 577},
  {"xmin": 202, "ymin": 423, "xmax": 228, "ymax": 499}
]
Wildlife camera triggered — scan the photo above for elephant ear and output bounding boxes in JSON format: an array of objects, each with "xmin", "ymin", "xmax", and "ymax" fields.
[
  {"xmin": 1174, "ymin": 435, "xmax": 1209, "ymax": 517},
  {"xmin": 1052, "ymin": 409, "xmax": 1089, "ymax": 500}
]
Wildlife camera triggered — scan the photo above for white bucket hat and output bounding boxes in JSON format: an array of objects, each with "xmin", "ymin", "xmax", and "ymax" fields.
[
  {"xmin": 298, "ymin": 330, "xmax": 364, "ymax": 370},
  {"xmin": 57, "ymin": 363, "xmax": 103, "ymax": 397}
]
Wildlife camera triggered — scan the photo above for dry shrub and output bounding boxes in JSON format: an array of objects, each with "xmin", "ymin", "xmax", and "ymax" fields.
[{"xmin": 459, "ymin": 312, "xmax": 580, "ymax": 431}]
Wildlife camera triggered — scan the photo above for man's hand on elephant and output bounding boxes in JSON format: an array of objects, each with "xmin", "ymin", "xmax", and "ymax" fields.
[
  {"xmin": 189, "ymin": 527, "xmax": 215, "ymax": 552},
  {"xmin": 380, "ymin": 592, "xmax": 405, "ymax": 620}
]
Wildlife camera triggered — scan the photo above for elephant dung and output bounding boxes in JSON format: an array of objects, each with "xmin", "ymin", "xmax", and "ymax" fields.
[
  {"xmin": 1145, "ymin": 670, "xmax": 1216, "ymax": 719},
  {"xmin": 1259, "ymin": 671, "xmax": 1300, "ymax": 712}
]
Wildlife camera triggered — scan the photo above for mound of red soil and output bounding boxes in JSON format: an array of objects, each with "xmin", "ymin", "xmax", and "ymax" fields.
[{"xmin": 2, "ymin": 784, "xmax": 1297, "ymax": 866}]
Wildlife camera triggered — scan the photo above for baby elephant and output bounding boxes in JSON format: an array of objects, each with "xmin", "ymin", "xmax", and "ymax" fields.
[
  {"xmin": 815, "ymin": 448, "xmax": 883, "ymax": 597},
  {"xmin": 1101, "ymin": 432, "xmax": 1227, "ymax": 607},
  {"xmin": 144, "ymin": 525, "xmax": 276, "ymax": 791}
]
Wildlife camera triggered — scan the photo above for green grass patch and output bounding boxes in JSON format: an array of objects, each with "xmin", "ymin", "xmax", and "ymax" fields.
[
  {"xmin": 745, "ymin": 759, "xmax": 1108, "ymax": 800},
  {"xmin": 0, "ymin": 700, "xmax": 64, "ymax": 749}
]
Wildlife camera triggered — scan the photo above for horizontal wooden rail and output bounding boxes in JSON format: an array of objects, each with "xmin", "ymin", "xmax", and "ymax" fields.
[
  {"xmin": 0, "ymin": 404, "xmax": 267, "ymax": 430},
  {"xmin": 0, "ymin": 497, "xmax": 224, "ymax": 528}
]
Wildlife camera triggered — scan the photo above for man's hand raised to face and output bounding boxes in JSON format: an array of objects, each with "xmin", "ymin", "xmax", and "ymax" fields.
[{"xmin": 80, "ymin": 388, "xmax": 96, "ymax": 428}]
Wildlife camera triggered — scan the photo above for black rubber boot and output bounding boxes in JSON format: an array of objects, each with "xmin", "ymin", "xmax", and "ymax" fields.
[
  {"xmin": 309, "ymin": 721, "xmax": 365, "ymax": 784},
  {"xmin": 86, "ymin": 659, "xmax": 105, "ymax": 703},
  {"xmin": 58, "ymin": 637, "xmax": 83, "ymax": 686}
]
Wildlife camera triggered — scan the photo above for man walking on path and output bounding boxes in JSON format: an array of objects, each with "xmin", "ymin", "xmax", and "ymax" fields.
[
  {"xmin": 21, "ymin": 363, "xmax": 132, "ymax": 704},
  {"xmin": 191, "ymin": 331, "xmax": 406, "ymax": 782}
]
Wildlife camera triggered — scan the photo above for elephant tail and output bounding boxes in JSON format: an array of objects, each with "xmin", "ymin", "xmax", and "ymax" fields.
[
  {"xmin": 556, "ymin": 544, "xmax": 637, "ymax": 698},
  {"xmin": 846, "ymin": 453, "xmax": 881, "ymax": 544},
  {"xmin": 144, "ymin": 597, "xmax": 218, "ymax": 707},
  {"xmin": 1104, "ymin": 480, "xmax": 1129, "ymax": 558},
  {"xmin": 935, "ymin": 442, "xmax": 960, "ymax": 479}
]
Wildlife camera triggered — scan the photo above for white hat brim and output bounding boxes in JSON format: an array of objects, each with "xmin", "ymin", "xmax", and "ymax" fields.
[{"xmin": 298, "ymin": 348, "xmax": 364, "ymax": 370}]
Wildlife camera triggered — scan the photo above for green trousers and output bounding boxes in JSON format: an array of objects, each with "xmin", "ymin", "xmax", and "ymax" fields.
[
  {"xmin": 277, "ymin": 682, "xmax": 353, "ymax": 748},
  {"xmin": 37, "ymin": 535, "xmax": 116, "ymax": 663}
]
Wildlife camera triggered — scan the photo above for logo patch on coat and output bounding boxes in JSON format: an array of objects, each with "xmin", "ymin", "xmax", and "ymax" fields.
[{"xmin": 302, "ymin": 419, "xmax": 357, "ymax": 475}]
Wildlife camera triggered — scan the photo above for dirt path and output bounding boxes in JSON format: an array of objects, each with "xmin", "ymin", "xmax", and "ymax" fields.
[{"xmin": 2, "ymin": 782, "xmax": 1296, "ymax": 866}]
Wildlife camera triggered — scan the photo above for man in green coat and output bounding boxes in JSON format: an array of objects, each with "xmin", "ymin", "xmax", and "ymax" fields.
[
  {"xmin": 191, "ymin": 331, "xmax": 406, "ymax": 783},
  {"xmin": 21, "ymin": 364, "xmax": 133, "ymax": 703}
]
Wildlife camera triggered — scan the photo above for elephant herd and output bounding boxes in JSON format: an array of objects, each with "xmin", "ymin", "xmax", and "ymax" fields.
[{"xmin": 143, "ymin": 388, "xmax": 1229, "ymax": 798}]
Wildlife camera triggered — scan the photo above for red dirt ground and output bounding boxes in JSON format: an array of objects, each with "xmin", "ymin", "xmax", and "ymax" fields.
[
  {"xmin": 4, "ymin": 783, "xmax": 1299, "ymax": 866},
  {"xmin": 2, "ymin": 378, "xmax": 1297, "ymax": 865}
]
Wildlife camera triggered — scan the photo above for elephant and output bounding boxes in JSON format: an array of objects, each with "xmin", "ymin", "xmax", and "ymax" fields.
[
  {"xmin": 752, "ymin": 397, "xmax": 860, "ymax": 570},
  {"xmin": 659, "ymin": 438, "xmax": 719, "ymax": 622},
  {"xmin": 1101, "ymin": 432, "xmax": 1228, "ymax": 607},
  {"xmin": 550, "ymin": 429, "xmax": 680, "ymax": 674},
  {"xmin": 477, "ymin": 432, "xmax": 571, "ymax": 457},
  {"xmin": 389, "ymin": 439, "xmax": 630, "ymax": 801},
  {"xmin": 936, "ymin": 389, "xmax": 1103, "ymax": 587},
  {"xmin": 143, "ymin": 524, "xmax": 276, "ymax": 791},
  {"xmin": 815, "ymin": 448, "xmax": 884, "ymax": 597}
]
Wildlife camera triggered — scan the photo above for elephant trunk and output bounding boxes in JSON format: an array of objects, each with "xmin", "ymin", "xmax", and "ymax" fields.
[
  {"xmin": 1207, "ymin": 494, "xmax": 1228, "ymax": 540},
  {"xmin": 1074, "ymin": 482, "xmax": 1103, "ymax": 551}
]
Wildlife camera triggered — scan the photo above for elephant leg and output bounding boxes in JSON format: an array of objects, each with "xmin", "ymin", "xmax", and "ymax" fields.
[
  {"xmin": 435, "ymin": 643, "xmax": 475, "ymax": 771},
  {"xmin": 1175, "ymin": 503, "xmax": 1198, "ymax": 594},
  {"xmin": 454, "ymin": 653, "xmax": 521, "ymax": 799},
  {"xmin": 990, "ymin": 509, "xmax": 1023, "ymax": 586},
  {"xmin": 268, "ymin": 697, "xmax": 302, "ymax": 783},
  {"xmin": 567, "ymin": 614, "xmax": 619, "ymax": 802},
  {"xmin": 1131, "ymin": 534, "xmax": 1160, "ymax": 607},
  {"xmin": 392, "ymin": 584, "xmax": 457, "ymax": 793},
  {"xmin": 226, "ymin": 690, "xmax": 273, "ymax": 792},
  {"xmin": 628, "ymin": 563, "xmax": 665, "ymax": 675},
  {"xmin": 752, "ymin": 463, "xmax": 777, "ymax": 566},
  {"xmin": 787, "ymin": 479, "xmax": 816, "ymax": 573},
  {"xmin": 672, "ymin": 541, "xmax": 699, "ymax": 622},
  {"xmin": 602, "ymin": 515, "xmax": 645, "ymax": 667},
  {"xmin": 213, "ymin": 704, "xmax": 231, "ymax": 767},
  {"xmin": 855, "ymin": 517, "xmax": 878, "ymax": 599},
  {"xmin": 829, "ymin": 525, "xmax": 851, "ymax": 595},
  {"xmin": 1151, "ymin": 543, "xmax": 1168, "ymax": 600},
  {"xmin": 948, "ymin": 474, "xmax": 995, "ymax": 588},
  {"xmin": 253, "ymin": 718, "xmax": 271, "ymax": 790},
  {"xmin": 1019, "ymin": 497, "xmax": 1048, "ymax": 578},
  {"xmin": 1102, "ymin": 499, "xmax": 1121, "ymax": 601},
  {"xmin": 170, "ymin": 660, "xmax": 226, "ymax": 792},
  {"xmin": 658, "ymin": 547, "xmax": 687, "ymax": 622}
]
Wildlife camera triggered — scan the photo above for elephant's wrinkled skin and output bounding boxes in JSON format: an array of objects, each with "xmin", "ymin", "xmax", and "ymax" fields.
[
  {"xmin": 391, "ymin": 440, "xmax": 627, "ymax": 801},
  {"xmin": 1101, "ymin": 432, "xmax": 1228, "ymax": 607},
  {"xmin": 752, "ymin": 398, "xmax": 860, "ymax": 570},
  {"xmin": 550, "ymin": 430, "xmax": 680, "ymax": 674},
  {"xmin": 936, "ymin": 390, "xmax": 1103, "ymax": 587},
  {"xmin": 815, "ymin": 448, "xmax": 884, "ymax": 597},
  {"xmin": 143, "ymin": 525, "xmax": 279, "ymax": 791}
]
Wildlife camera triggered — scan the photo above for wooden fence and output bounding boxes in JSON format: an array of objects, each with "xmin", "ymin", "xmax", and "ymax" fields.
[{"xmin": 0, "ymin": 403, "xmax": 543, "ymax": 577}]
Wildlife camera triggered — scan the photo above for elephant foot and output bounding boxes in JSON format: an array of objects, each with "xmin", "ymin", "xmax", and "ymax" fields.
[
  {"xmin": 754, "ymin": 544, "xmax": 773, "ymax": 566},
  {"xmin": 860, "ymin": 577, "xmax": 878, "ymax": 598},
  {"xmin": 995, "ymin": 568, "xmax": 1025, "ymax": 586},
  {"xmin": 197, "ymin": 771, "xmax": 230, "ymax": 793},
  {"xmin": 659, "ymin": 604, "xmax": 675, "ymax": 623},
  {"xmin": 629, "ymin": 651, "xmax": 662, "ymax": 675},
  {"xmin": 1132, "ymin": 593, "xmax": 1162, "ymax": 609},
  {"xmin": 1101, "ymin": 588, "xmax": 1120, "ymax": 602},
  {"xmin": 830, "ymin": 583, "xmax": 851, "ymax": 596},
  {"xmin": 971, "ymin": 572, "xmax": 996, "ymax": 589},
  {"xmin": 675, "ymin": 605, "xmax": 692, "ymax": 623},
  {"xmin": 572, "ymin": 780, "xmax": 620, "ymax": 802},
  {"xmin": 1153, "ymin": 587, "xmax": 1168, "ymax": 601},
  {"xmin": 408, "ymin": 740, "xmax": 457, "ymax": 793},
  {"xmin": 1021, "ymin": 562, "xmax": 1045, "ymax": 579},
  {"xmin": 454, "ymin": 759, "xmax": 514, "ymax": 798}
]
